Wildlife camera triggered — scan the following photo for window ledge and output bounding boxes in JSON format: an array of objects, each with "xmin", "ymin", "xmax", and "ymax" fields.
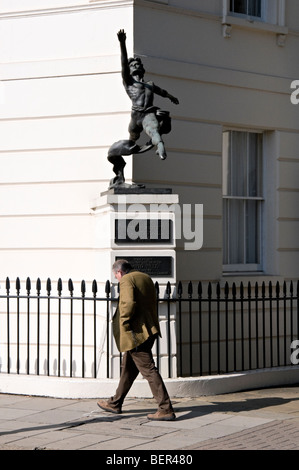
[{"xmin": 222, "ymin": 15, "xmax": 288, "ymax": 45}]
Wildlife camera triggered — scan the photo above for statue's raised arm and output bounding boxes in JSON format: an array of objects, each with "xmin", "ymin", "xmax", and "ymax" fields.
[{"xmin": 117, "ymin": 29, "xmax": 131, "ymax": 85}]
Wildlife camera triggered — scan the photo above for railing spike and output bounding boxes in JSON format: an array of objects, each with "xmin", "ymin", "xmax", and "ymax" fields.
[
  {"xmin": 269, "ymin": 281, "xmax": 272, "ymax": 298},
  {"xmin": 6, "ymin": 277, "xmax": 10, "ymax": 292},
  {"xmin": 276, "ymin": 281, "xmax": 280, "ymax": 296},
  {"xmin": 16, "ymin": 277, "xmax": 21, "ymax": 293},
  {"xmin": 198, "ymin": 281, "xmax": 202, "ymax": 298},
  {"xmin": 57, "ymin": 278, "xmax": 63, "ymax": 295},
  {"xmin": 240, "ymin": 282, "xmax": 244, "ymax": 298},
  {"xmin": 81, "ymin": 279, "xmax": 86, "ymax": 296},
  {"xmin": 166, "ymin": 281, "xmax": 171, "ymax": 297},
  {"xmin": 248, "ymin": 281, "xmax": 251, "ymax": 297},
  {"xmin": 105, "ymin": 280, "xmax": 110, "ymax": 296},
  {"xmin": 177, "ymin": 281, "xmax": 183, "ymax": 297},
  {"xmin": 224, "ymin": 281, "xmax": 229, "ymax": 298},
  {"xmin": 68, "ymin": 278, "xmax": 74, "ymax": 293},
  {"xmin": 232, "ymin": 282, "xmax": 236, "ymax": 298},
  {"xmin": 26, "ymin": 277, "xmax": 31, "ymax": 294},
  {"xmin": 255, "ymin": 282, "xmax": 259, "ymax": 297},
  {"xmin": 46, "ymin": 277, "xmax": 51, "ymax": 295},
  {"xmin": 188, "ymin": 281, "xmax": 193, "ymax": 297},
  {"xmin": 36, "ymin": 277, "xmax": 41, "ymax": 294},
  {"xmin": 92, "ymin": 279, "xmax": 98, "ymax": 296}
]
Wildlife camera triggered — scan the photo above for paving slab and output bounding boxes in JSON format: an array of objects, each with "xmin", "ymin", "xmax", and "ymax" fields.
[{"xmin": 0, "ymin": 385, "xmax": 299, "ymax": 451}]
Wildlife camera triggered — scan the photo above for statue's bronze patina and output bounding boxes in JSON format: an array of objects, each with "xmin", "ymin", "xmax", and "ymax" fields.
[{"xmin": 107, "ymin": 30, "xmax": 179, "ymax": 189}]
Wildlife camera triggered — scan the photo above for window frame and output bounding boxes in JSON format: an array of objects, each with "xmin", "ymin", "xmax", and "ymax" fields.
[
  {"xmin": 222, "ymin": 129, "xmax": 264, "ymax": 273},
  {"xmin": 222, "ymin": 0, "xmax": 288, "ymax": 43}
]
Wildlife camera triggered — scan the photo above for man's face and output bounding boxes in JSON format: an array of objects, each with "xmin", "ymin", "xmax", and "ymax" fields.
[{"xmin": 114, "ymin": 269, "xmax": 123, "ymax": 282}]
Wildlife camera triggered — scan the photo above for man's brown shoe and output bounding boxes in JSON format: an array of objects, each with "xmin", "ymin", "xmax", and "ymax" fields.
[
  {"xmin": 97, "ymin": 400, "xmax": 121, "ymax": 414},
  {"xmin": 147, "ymin": 410, "xmax": 176, "ymax": 421}
]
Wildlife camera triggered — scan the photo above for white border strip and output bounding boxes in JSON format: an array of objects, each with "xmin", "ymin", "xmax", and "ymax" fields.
[{"xmin": 1, "ymin": 366, "xmax": 299, "ymax": 399}]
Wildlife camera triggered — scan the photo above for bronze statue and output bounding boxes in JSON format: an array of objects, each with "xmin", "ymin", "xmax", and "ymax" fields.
[{"xmin": 107, "ymin": 30, "xmax": 179, "ymax": 189}]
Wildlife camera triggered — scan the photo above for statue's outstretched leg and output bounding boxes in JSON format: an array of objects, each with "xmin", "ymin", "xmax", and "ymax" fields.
[
  {"xmin": 107, "ymin": 140, "xmax": 146, "ymax": 189},
  {"xmin": 107, "ymin": 154, "xmax": 126, "ymax": 187},
  {"xmin": 142, "ymin": 113, "xmax": 169, "ymax": 160}
]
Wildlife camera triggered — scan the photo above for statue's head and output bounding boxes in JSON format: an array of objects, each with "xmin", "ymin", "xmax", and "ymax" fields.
[{"xmin": 128, "ymin": 57, "xmax": 145, "ymax": 77}]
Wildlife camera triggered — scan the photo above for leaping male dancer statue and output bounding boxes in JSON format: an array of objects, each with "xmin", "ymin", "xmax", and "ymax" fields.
[{"xmin": 107, "ymin": 30, "xmax": 179, "ymax": 189}]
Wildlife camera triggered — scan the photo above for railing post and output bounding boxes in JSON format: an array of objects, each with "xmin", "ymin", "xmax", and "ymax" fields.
[
  {"xmin": 155, "ymin": 281, "xmax": 160, "ymax": 374},
  {"xmin": 36, "ymin": 278, "xmax": 41, "ymax": 376},
  {"xmin": 283, "ymin": 281, "xmax": 287, "ymax": 366},
  {"xmin": 262, "ymin": 281, "xmax": 266, "ymax": 368},
  {"xmin": 232, "ymin": 282, "xmax": 237, "ymax": 372},
  {"xmin": 46, "ymin": 278, "xmax": 51, "ymax": 376},
  {"xmin": 254, "ymin": 282, "xmax": 259, "ymax": 369},
  {"xmin": 16, "ymin": 277, "xmax": 21, "ymax": 374},
  {"xmin": 177, "ymin": 281, "xmax": 182, "ymax": 377},
  {"xmin": 240, "ymin": 282, "xmax": 244, "ymax": 371},
  {"xmin": 216, "ymin": 282, "xmax": 221, "ymax": 374},
  {"xmin": 68, "ymin": 278, "xmax": 73, "ymax": 377},
  {"xmin": 248, "ymin": 282, "xmax": 252, "ymax": 370},
  {"xmin": 188, "ymin": 281, "xmax": 193, "ymax": 376},
  {"xmin": 166, "ymin": 281, "xmax": 172, "ymax": 378},
  {"xmin": 276, "ymin": 281, "xmax": 280, "ymax": 366},
  {"xmin": 92, "ymin": 279, "xmax": 98, "ymax": 379},
  {"xmin": 269, "ymin": 281, "xmax": 273, "ymax": 368},
  {"xmin": 81, "ymin": 280, "xmax": 86, "ymax": 378},
  {"xmin": 224, "ymin": 282, "xmax": 229, "ymax": 373},
  {"xmin": 105, "ymin": 280, "xmax": 111, "ymax": 379},
  {"xmin": 198, "ymin": 281, "xmax": 202, "ymax": 376},
  {"xmin": 57, "ymin": 278, "xmax": 62, "ymax": 377},
  {"xmin": 6, "ymin": 277, "xmax": 10, "ymax": 374},
  {"xmin": 26, "ymin": 277, "xmax": 31, "ymax": 375},
  {"xmin": 208, "ymin": 282, "xmax": 212, "ymax": 375}
]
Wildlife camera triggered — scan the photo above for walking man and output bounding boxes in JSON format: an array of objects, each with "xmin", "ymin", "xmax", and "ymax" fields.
[{"xmin": 97, "ymin": 259, "xmax": 176, "ymax": 421}]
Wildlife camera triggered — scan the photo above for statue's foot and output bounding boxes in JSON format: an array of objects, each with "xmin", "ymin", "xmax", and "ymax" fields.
[
  {"xmin": 109, "ymin": 178, "xmax": 145, "ymax": 190},
  {"xmin": 156, "ymin": 142, "xmax": 167, "ymax": 160}
]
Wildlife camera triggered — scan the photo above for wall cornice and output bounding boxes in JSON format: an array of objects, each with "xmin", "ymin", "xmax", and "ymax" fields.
[{"xmin": 0, "ymin": 0, "xmax": 133, "ymax": 19}]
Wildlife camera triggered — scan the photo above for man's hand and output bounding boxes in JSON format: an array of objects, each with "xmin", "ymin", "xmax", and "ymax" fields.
[
  {"xmin": 117, "ymin": 29, "xmax": 126, "ymax": 43},
  {"xmin": 169, "ymin": 94, "xmax": 179, "ymax": 105}
]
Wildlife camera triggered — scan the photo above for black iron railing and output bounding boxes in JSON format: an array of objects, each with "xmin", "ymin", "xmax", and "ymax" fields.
[
  {"xmin": 175, "ymin": 280, "xmax": 299, "ymax": 377},
  {"xmin": 0, "ymin": 277, "xmax": 298, "ymax": 379}
]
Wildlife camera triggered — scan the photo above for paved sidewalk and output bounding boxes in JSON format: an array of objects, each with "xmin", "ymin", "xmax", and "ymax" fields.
[{"xmin": 0, "ymin": 385, "xmax": 299, "ymax": 451}]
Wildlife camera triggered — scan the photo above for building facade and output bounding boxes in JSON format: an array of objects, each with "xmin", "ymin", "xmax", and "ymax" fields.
[{"xmin": 0, "ymin": 0, "xmax": 299, "ymax": 287}]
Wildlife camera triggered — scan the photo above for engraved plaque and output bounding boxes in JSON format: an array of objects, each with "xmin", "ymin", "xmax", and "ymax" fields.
[
  {"xmin": 116, "ymin": 256, "xmax": 173, "ymax": 277},
  {"xmin": 115, "ymin": 219, "xmax": 172, "ymax": 244}
]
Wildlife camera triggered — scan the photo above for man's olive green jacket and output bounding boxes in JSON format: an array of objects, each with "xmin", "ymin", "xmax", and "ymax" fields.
[{"xmin": 112, "ymin": 270, "xmax": 161, "ymax": 352}]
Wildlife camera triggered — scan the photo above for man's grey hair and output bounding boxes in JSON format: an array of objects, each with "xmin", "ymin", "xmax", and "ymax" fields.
[{"xmin": 112, "ymin": 259, "xmax": 132, "ymax": 274}]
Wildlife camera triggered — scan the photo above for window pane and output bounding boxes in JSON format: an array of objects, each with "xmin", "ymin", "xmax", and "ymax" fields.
[
  {"xmin": 223, "ymin": 131, "xmax": 262, "ymax": 198},
  {"xmin": 248, "ymin": 0, "xmax": 261, "ymax": 17},
  {"xmin": 230, "ymin": 0, "xmax": 262, "ymax": 17},
  {"xmin": 231, "ymin": 131, "xmax": 247, "ymax": 197},
  {"xmin": 248, "ymin": 133, "xmax": 262, "ymax": 197},
  {"xmin": 246, "ymin": 200, "xmax": 260, "ymax": 264},
  {"xmin": 230, "ymin": 0, "xmax": 247, "ymax": 14},
  {"xmin": 223, "ymin": 199, "xmax": 245, "ymax": 264}
]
